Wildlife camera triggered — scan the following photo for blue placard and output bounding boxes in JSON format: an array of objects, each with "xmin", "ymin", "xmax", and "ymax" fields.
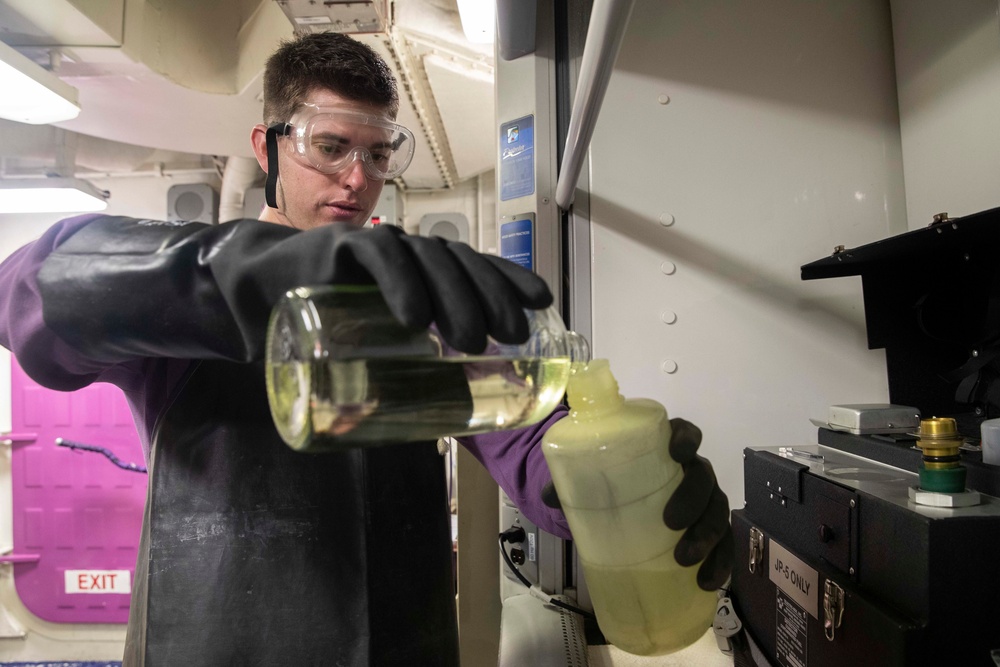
[
  {"xmin": 499, "ymin": 115, "xmax": 534, "ymax": 201},
  {"xmin": 500, "ymin": 217, "xmax": 534, "ymax": 271}
]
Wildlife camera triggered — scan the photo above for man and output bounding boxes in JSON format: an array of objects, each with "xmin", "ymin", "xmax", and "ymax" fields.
[{"xmin": 0, "ymin": 33, "xmax": 731, "ymax": 665}]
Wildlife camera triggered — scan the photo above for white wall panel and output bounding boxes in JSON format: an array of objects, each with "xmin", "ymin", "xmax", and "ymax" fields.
[
  {"xmin": 587, "ymin": 0, "xmax": 906, "ymax": 503},
  {"xmin": 0, "ymin": 173, "xmax": 215, "ymax": 662},
  {"xmin": 891, "ymin": 0, "xmax": 1000, "ymax": 224},
  {"xmin": 0, "ymin": 173, "xmax": 219, "ymax": 259}
]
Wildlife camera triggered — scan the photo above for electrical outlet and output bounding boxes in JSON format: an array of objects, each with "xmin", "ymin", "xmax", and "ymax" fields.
[{"xmin": 500, "ymin": 503, "xmax": 539, "ymax": 589}]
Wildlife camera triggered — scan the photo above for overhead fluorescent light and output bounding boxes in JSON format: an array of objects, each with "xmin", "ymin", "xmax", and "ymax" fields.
[
  {"xmin": 0, "ymin": 178, "xmax": 108, "ymax": 214},
  {"xmin": 0, "ymin": 40, "xmax": 81, "ymax": 125},
  {"xmin": 457, "ymin": 0, "xmax": 495, "ymax": 44}
]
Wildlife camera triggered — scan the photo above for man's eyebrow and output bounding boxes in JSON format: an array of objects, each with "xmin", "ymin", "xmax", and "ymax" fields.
[
  {"xmin": 311, "ymin": 131, "xmax": 349, "ymax": 144},
  {"xmin": 312, "ymin": 132, "xmax": 396, "ymax": 150}
]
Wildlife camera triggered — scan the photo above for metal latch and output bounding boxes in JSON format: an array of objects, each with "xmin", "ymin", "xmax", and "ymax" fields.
[
  {"xmin": 749, "ymin": 527, "xmax": 764, "ymax": 574},
  {"xmin": 823, "ymin": 579, "xmax": 845, "ymax": 641}
]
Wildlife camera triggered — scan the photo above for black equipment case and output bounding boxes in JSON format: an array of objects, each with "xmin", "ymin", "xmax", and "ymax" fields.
[{"xmin": 730, "ymin": 207, "xmax": 1000, "ymax": 666}]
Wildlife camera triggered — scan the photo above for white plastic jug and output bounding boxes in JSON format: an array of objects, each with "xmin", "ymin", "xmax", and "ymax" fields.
[{"xmin": 541, "ymin": 359, "xmax": 716, "ymax": 655}]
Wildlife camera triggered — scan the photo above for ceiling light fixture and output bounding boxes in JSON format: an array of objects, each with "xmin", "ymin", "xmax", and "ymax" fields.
[
  {"xmin": 0, "ymin": 40, "xmax": 81, "ymax": 125},
  {"xmin": 0, "ymin": 177, "xmax": 108, "ymax": 214},
  {"xmin": 457, "ymin": 0, "xmax": 496, "ymax": 44}
]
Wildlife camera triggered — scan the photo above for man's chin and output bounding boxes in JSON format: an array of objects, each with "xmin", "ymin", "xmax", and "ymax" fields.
[{"xmin": 321, "ymin": 211, "xmax": 367, "ymax": 227}]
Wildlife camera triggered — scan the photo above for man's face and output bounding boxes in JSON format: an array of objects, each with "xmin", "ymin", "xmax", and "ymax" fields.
[{"xmin": 252, "ymin": 88, "xmax": 392, "ymax": 229}]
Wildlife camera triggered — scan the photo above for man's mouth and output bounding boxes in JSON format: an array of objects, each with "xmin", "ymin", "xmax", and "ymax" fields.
[{"xmin": 324, "ymin": 201, "xmax": 361, "ymax": 218}]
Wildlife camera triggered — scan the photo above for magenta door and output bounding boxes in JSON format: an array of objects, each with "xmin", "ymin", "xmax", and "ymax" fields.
[{"xmin": 7, "ymin": 356, "xmax": 146, "ymax": 624}]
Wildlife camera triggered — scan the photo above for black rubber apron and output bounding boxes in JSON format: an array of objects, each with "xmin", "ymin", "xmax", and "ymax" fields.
[{"xmin": 123, "ymin": 359, "xmax": 459, "ymax": 666}]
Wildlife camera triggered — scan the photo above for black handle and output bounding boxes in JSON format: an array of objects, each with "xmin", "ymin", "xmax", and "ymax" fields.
[{"xmin": 55, "ymin": 438, "xmax": 147, "ymax": 473}]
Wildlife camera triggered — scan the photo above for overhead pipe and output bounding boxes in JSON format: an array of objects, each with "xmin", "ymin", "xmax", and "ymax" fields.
[{"xmin": 554, "ymin": 0, "xmax": 637, "ymax": 210}]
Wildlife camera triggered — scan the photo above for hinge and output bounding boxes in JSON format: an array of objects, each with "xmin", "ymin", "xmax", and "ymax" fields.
[{"xmin": 823, "ymin": 579, "xmax": 845, "ymax": 641}]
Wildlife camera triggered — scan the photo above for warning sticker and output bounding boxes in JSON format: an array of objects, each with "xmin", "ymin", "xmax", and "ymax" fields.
[
  {"xmin": 500, "ymin": 217, "xmax": 534, "ymax": 270},
  {"xmin": 499, "ymin": 115, "xmax": 535, "ymax": 201},
  {"xmin": 769, "ymin": 537, "xmax": 819, "ymax": 618},
  {"xmin": 776, "ymin": 589, "xmax": 808, "ymax": 667}
]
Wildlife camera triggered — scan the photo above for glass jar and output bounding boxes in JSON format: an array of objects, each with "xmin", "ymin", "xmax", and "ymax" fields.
[{"xmin": 265, "ymin": 285, "xmax": 589, "ymax": 452}]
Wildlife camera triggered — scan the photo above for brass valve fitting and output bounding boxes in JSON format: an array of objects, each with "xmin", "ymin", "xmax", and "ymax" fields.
[{"xmin": 913, "ymin": 417, "xmax": 966, "ymax": 493}]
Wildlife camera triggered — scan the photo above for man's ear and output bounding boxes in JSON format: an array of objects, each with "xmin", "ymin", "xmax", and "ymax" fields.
[{"xmin": 250, "ymin": 124, "xmax": 270, "ymax": 173}]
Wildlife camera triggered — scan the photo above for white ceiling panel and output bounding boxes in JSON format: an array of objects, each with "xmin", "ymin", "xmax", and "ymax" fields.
[
  {"xmin": 0, "ymin": 0, "xmax": 493, "ymax": 190},
  {"xmin": 423, "ymin": 53, "xmax": 494, "ymax": 181}
]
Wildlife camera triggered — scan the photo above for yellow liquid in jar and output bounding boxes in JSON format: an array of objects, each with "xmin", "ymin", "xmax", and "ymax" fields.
[
  {"xmin": 267, "ymin": 356, "xmax": 571, "ymax": 451},
  {"xmin": 581, "ymin": 552, "xmax": 717, "ymax": 656}
]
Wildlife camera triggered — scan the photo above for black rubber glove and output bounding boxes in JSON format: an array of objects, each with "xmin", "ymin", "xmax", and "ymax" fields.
[
  {"xmin": 38, "ymin": 216, "xmax": 553, "ymax": 362},
  {"xmin": 541, "ymin": 417, "xmax": 734, "ymax": 591},
  {"xmin": 661, "ymin": 418, "xmax": 734, "ymax": 590},
  {"xmin": 324, "ymin": 224, "xmax": 551, "ymax": 353}
]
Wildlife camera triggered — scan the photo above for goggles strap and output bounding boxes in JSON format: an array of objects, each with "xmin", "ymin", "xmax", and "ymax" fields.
[{"xmin": 264, "ymin": 123, "xmax": 290, "ymax": 209}]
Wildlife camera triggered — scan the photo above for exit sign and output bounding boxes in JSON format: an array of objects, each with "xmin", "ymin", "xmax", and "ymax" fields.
[{"xmin": 65, "ymin": 570, "xmax": 131, "ymax": 594}]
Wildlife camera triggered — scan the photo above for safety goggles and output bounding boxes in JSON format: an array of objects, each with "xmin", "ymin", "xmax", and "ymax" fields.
[{"xmin": 270, "ymin": 104, "xmax": 415, "ymax": 181}]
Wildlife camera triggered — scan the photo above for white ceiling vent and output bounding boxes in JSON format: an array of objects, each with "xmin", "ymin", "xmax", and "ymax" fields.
[{"xmin": 274, "ymin": 0, "xmax": 389, "ymax": 34}]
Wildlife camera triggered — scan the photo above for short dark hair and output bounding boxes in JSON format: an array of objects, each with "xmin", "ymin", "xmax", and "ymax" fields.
[{"xmin": 262, "ymin": 32, "xmax": 399, "ymax": 124}]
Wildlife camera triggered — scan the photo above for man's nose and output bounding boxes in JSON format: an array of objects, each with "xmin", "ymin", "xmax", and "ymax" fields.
[{"xmin": 341, "ymin": 154, "xmax": 369, "ymax": 191}]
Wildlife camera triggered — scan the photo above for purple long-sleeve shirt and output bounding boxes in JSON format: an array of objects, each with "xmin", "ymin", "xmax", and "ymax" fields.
[{"xmin": 0, "ymin": 214, "xmax": 571, "ymax": 538}]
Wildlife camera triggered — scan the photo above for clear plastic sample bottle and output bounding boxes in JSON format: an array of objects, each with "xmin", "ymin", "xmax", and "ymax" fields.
[
  {"xmin": 265, "ymin": 285, "xmax": 588, "ymax": 451},
  {"xmin": 540, "ymin": 359, "xmax": 716, "ymax": 656}
]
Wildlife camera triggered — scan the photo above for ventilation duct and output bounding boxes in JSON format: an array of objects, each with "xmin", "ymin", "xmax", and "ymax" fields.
[{"xmin": 219, "ymin": 156, "xmax": 265, "ymax": 223}]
